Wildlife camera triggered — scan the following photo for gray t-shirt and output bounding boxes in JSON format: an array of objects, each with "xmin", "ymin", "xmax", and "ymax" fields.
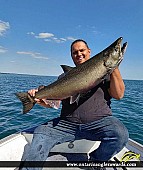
[{"xmin": 61, "ymin": 79, "xmax": 112, "ymax": 124}]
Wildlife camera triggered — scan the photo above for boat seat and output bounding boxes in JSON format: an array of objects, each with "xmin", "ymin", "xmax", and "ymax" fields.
[{"xmin": 22, "ymin": 132, "xmax": 101, "ymax": 154}]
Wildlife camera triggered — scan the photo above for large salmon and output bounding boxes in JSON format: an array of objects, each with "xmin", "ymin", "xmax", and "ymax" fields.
[{"xmin": 16, "ymin": 37, "xmax": 127, "ymax": 113}]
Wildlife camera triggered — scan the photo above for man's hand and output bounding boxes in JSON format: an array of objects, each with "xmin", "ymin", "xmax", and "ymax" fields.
[
  {"xmin": 28, "ymin": 87, "xmax": 61, "ymax": 109},
  {"xmin": 28, "ymin": 88, "xmax": 48, "ymax": 107}
]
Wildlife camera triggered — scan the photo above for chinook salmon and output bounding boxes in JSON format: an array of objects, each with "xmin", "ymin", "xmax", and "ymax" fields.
[{"xmin": 16, "ymin": 37, "xmax": 127, "ymax": 114}]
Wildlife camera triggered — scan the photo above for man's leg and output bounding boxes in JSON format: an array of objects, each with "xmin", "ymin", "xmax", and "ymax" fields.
[
  {"xmin": 24, "ymin": 118, "xmax": 77, "ymax": 161},
  {"xmin": 20, "ymin": 118, "xmax": 77, "ymax": 170},
  {"xmin": 80, "ymin": 116, "xmax": 129, "ymax": 161}
]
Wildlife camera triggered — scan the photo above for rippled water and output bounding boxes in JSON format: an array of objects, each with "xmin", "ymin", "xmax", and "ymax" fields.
[
  {"xmin": 0, "ymin": 73, "xmax": 143, "ymax": 145},
  {"xmin": 112, "ymin": 80, "xmax": 143, "ymax": 144}
]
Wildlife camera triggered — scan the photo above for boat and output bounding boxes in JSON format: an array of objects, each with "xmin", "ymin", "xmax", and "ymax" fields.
[{"xmin": 0, "ymin": 125, "xmax": 142, "ymax": 170}]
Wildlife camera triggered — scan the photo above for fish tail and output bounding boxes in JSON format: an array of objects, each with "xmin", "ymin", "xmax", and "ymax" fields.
[{"xmin": 15, "ymin": 92, "xmax": 35, "ymax": 114}]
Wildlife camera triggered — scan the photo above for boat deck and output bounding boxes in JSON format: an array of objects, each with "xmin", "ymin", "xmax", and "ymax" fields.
[{"xmin": 0, "ymin": 133, "xmax": 142, "ymax": 170}]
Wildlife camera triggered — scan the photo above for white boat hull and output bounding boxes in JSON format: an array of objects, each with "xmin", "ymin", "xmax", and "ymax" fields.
[{"xmin": 0, "ymin": 128, "xmax": 142, "ymax": 170}]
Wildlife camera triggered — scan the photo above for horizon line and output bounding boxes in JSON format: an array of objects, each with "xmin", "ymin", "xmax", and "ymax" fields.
[{"xmin": 0, "ymin": 72, "xmax": 143, "ymax": 81}]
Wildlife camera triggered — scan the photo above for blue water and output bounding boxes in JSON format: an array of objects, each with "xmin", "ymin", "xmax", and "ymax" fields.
[{"xmin": 0, "ymin": 73, "xmax": 143, "ymax": 145}]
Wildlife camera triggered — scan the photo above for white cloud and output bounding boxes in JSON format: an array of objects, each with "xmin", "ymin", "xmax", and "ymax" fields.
[
  {"xmin": 27, "ymin": 31, "xmax": 76, "ymax": 43},
  {"xmin": 17, "ymin": 51, "xmax": 48, "ymax": 60},
  {"xmin": 0, "ymin": 46, "xmax": 7, "ymax": 53},
  {"xmin": 66, "ymin": 36, "xmax": 76, "ymax": 41},
  {"xmin": 35, "ymin": 32, "xmax": 54, "ymax": 39},
  {"xmin": 27, "ymin": 32, "xmax": 35, "ymax": 35},
  {"xmin": 0, "ymin": 20, "xmax": 10, "ymax": 36},
  {"xmin": 51, "ymin": 37, "xmax": 66, "ymax": 43},
  {"xmin": 44, "ymin": 39, "xmax": 52, "ymax": 42},
  {"xmin": 50, "ymin": 36, "xmax": 76, "ymax": 43},
  {"xmin": 60, "ymin": 38, "xmax": 66, "ymax": 41},
  {"xmin": 60, "ymin": 38, "xmax": 67, "ymax": 41}
]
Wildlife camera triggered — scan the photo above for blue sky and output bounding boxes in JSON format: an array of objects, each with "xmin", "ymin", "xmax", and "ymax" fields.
[{"xmin": 0, "ymin": 0, "xmax": 143, "ymax": 80}]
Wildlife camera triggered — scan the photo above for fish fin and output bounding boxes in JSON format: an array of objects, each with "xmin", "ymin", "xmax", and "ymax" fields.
[
  {"xmin": 60, "ymin": 65, "xmax": 74, "ymax": 73},
  {"xmin": 70, "ymin": 94, "xmax": 80, "ymax": 104},
  {"xmin": 15, "ymin": 92, "xmax": 35, "ymax": 114}
]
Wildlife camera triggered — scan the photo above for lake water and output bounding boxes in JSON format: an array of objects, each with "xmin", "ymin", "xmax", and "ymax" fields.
[{"xmin": 0, "ymin": 73, "xmax": 143, "ymax": 145}]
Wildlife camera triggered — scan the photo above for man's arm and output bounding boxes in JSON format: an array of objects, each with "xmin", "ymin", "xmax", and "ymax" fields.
[{"xmin": 108, "ymin": 68, "xmax": 125, "ymax": 100}]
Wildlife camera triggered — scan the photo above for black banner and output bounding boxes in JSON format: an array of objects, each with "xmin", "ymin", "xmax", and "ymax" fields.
[{"xmin": 0, "ymin": 161, "xmax": 143, "ymax": 168}]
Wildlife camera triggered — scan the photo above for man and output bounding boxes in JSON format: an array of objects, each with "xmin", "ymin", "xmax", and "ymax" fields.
[{"xmin": 23, "ymin": 39, "xmax": 129, "ymax": 169}]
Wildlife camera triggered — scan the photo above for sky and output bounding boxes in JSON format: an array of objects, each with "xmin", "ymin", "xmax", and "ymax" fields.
[{"xmin": 0, "ymin": 0, "xmax": 143, "ymax": 80}]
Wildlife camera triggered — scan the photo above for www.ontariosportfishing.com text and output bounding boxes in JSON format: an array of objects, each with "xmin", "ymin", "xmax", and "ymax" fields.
[{"xmin": 66, "ymin": 162, "xmax": 138, "ymax": 168}]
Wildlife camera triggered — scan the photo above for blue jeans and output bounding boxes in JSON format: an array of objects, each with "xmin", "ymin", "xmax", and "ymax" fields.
[{"xmin": 23, "ymin": 116, "xmax": 128, "ymax": 162}]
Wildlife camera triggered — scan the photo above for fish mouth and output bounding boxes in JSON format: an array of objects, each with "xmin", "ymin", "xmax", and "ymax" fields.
[
  {"xmin": 116, "ymin": 39, "xmax": 128, "ymax": 66},
  {"xmin": 114, "ymin": 37, "xmax": 127, "ymax": 57},
  {"xmin": 103, "ymin": 37, "xmax": 127, "ymax": 69},
  {"xmin": 116, "ymin": 37, "xmax": 127, "ymax": 55}
]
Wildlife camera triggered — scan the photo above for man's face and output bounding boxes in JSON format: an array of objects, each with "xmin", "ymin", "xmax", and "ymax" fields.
[{"xmin": 71, "ymin": 41, "xmax": 91, "ymax": 66}]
